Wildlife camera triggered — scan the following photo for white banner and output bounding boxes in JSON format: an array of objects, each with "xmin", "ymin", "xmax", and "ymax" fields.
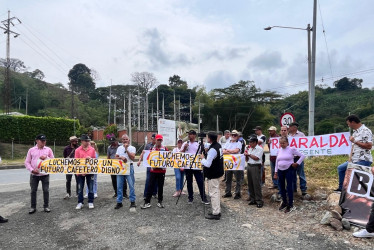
[
  {"xmin": 269, "ymin": 132, "xmax": 351, "ymax": 156},
  {"xmin": 158, "ymin": 118, "xmax": 176, "ymax": 146},
  {"xmin": 142, "ymin": 151, "xmax": 246, "ymax": 171}
]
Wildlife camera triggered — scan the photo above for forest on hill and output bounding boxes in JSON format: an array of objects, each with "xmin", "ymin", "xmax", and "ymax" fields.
[{"xmin": 1, "ymin": 60, "xmax": 373, "ymax": 137}]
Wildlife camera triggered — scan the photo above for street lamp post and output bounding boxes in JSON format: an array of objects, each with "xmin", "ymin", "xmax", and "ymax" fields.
[{"xmin": 264, "ymin": 23, "xmax": 315, "ymax": 135}]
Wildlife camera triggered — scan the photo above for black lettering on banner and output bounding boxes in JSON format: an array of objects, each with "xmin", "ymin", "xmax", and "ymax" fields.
[
  {"xmin": 224, "ymin": 161, "xmax": 233, "ymax": 170},
  {"xmin": 348, "ymin": 169, "xmax": 372, "ymax": 197}
]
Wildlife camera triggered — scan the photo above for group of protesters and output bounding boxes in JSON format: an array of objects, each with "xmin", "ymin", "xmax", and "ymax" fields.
[{"xmin": 19, "ymin": 114, "xmax": 374, "ymax": 233}]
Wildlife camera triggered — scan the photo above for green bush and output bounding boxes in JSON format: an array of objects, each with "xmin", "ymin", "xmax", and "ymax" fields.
[
  {"xmin": 0, "ymin": 115, "xmax": 79, "ymax": 145},
  {"xmin": 103, "ymin": 124, "xmax": 118, "ymax": 139}
]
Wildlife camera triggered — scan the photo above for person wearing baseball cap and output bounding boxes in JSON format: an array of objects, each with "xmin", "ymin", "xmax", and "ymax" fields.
[
  {"xmin": 180, "ymin": 129, "xmax": 209, "ymax": 204},
  {"xmin": 25, "ymin": 134, "xmax": 54, "ymax": 214},
  {"xmin": 253, "ymin": 126, "xmax": 266, "ymax": 186},
  {"xmin": 63, "ymin": 136, "xmax": 79, "ymax": 199},
  {"xmin": 267, "ymin": 126, "xmax": 280, "ymax": 190},
  {"xmin": 141, "ymin": 134, "xmax": 169, "ymax": 209},
  {"xmin": 222, "ymin": 129, "xmax": 244, "ymax": 200},
  {"xmin": 138, "ymin": 133, "xmax": 158, "ymax": 198}
]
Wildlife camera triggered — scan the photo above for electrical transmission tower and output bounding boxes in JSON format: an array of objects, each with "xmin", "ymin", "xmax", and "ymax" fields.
[{"xmin": 1, "ymin": 11, "xmax": 21, "ymax": 114}]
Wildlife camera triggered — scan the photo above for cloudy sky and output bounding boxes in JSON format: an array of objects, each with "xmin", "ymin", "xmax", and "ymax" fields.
[{"xmin": 1, "ymin": 0, "xmax": 373, "ymax": 94}]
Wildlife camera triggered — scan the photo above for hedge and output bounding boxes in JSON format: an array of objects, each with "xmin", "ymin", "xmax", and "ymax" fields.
[{"xmin": 0, "ymin": 115, "xmax": 80, "ymax": 144}]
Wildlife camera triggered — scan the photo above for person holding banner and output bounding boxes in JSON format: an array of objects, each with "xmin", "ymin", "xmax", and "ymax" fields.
[
  {"xmin": 180, "ymin": 130, "xmax": 209, "ymax": 204},
  {"xmin": 115, "ymin": 134, "xmax": 137, "ymax": 211},
  {"xmin": 267, "ymin": 126, "xmax": 280, "ymax": 189},
  {"xmin": 108, "ymin": 137, "xmax": 127, "ymax": 199},
  {"xmin": 288, "ymin": 122, "xmax": 308, "ymax": 196},
  {"xmin": 141, "ymin": 134, "xmax": 168, "ymax": 209},
  {"xmin": 222, "ymin": 130, "xmax": 243, "ymax": 200},
  {"xmin": 63, "ymin": 136, "xmax": 79, "ymax": 199},
  {"xmin": 138, "ymin": 133, "xmax": 158, "ymax": 199},
  {"xmin": 353, "ymin": 166, "xmax": 374, "ymax": 238},
  {"xmin": 335, "ymin": 115, "xmax": 373, "ymax": 192},
  {"xmin": 274, "ymin": 136, "xmax": 305, "ymax": 213},
  {"xmin": 201, "ymin": 132, "xmax": 224, "ymax": 220},
  {"xmin": 244, "ymin": 137, "xmax": 264, "ymax": 208},
  {"xmin": 75, "ymin": 134, "xmax": 96, "ymax": 210},
  {"xmin": 25, "ymin": 134, "xmax": 54, "ymax": 214},
  {"xmin": 85, "ymin": 141, "xmax": 99, "ymax": 198},
  {"xmin": 172, "ymin": 139, "xmax": 185, "ymax": 197}
]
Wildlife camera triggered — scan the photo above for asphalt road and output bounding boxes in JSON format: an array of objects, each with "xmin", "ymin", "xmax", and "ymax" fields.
[{"xmin": 0, "ymin": 167, "xmax": 365, "ymax": 249}]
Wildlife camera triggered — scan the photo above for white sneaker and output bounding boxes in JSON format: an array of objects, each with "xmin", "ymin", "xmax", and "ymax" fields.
[
  {"xmin": 76, "ymin": 203, "xmax": 83, "ymax": 210},
  {"xmin": 88, "ymin": 203, "xmax": 94, "ymax": 209},
  {"xmin": 64, "ymin": 193, "xmax": 71, "ymax": 199},
  {"xmin": 353, "ymin": 229, "xmax": 374, "ymax": 238},
  {"xmin": 84, "ymin": 194, "xmax": 88, "ymax": 198},
  {"xmin": 94, "ymin": 193, "xmax": 98, "ymax": 198}
]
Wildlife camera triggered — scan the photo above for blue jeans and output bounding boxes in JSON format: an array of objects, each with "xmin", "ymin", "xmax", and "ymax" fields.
[
  {"xmin": 292, "ymin": 161, "xmax": 307, "ymax": 192},
  {"xmin": 337, "ymin": 160, "xmax": 372, "ymax": 190},
  {"xmin": 144, "ymin": 167, "xmax": 157, "ymax": 197},
  {"xmin": 85, "ymin": 174, "xmax": 97, "ymax": 195},
  {"xmin": 270, "ymin": 161, "xmax": 278, "ymax": 187},
  {"xmin": 77, "ymin": 175, "xmax": 94, "ymax": 204},
  {"xmin": 117, "ymin": 164, "xmax": 136, "ymax": 203},
  {"xmin": 174, "ymin": 169, "xmax": 185, "ymax": 191},
  {"xmin": 278, "ymin": 167, "xmax": 295, "ymax": 206}
]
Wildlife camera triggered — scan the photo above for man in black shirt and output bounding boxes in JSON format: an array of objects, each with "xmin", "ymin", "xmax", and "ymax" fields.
[{"xmin": 63, "ymin": 136, "xmax": 79, "ymax": 199}]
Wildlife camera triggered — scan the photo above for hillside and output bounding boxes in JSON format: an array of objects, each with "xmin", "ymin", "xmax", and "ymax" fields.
[{"xmin": 271, "ymin": 86, "xmax": 374, "ymax": 135}]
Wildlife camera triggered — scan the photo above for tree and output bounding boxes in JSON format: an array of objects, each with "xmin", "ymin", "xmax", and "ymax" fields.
[
  {"xmin": 0, "ymin": 58, "xmax": 27, "ymax": 72},
  {"xmin": 30, "ymin": 69, "xmax": 45, "ymax": 80},
  {"xmin": 333, "ymin": 77, "xmax": 362, "ymax": 91},
  {"xmin": 131, "ymin": 72, "xmax": 158, "ymax": 94},
  {"xmin": 169, "ymin": 75, "xmax": 188, "ymax": 89},
  {"xmin": 68, "ymin": 64, "xmax": 95, "ymax": 94}
]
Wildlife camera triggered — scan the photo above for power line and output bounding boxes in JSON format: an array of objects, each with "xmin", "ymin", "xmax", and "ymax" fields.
[
  {"xmin": 16, "ymin": 23, "xmax": 71, "ymax": 69},
  {"xmin": 318, "ymin": 0, "xmax": 334, "ymax": 81},
  {"xmin": 14, "ymin": 26, "xmax": 68, "ymax": 73}
]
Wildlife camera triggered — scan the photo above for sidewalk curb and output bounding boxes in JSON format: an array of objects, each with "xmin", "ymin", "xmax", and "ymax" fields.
[{"xmin": 0, "ymin": 165, "xmax": 24, "ymax": 170}]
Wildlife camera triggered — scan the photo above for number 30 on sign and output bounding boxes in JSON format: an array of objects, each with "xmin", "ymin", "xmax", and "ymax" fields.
[{"xmin": 280, "ymin": 113, "xmax": 295, "ymax": 127}]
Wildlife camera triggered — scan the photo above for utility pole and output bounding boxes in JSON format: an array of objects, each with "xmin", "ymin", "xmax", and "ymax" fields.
[
  {"xmin": 123, "ymin": 94, "xmax": 126, "ymax": 127},
  {"xmin": 128, "ymin": 92, "xmax": 132, "ymax": 143},
  {"xmin": 156, "ymin": 87, "xmax": 159, "ymax": 122},
  {"xmin": 1, "ymin": 11, "xmax": 21, "ymax": 114},
  {"xmin": 309, "ymin": 0, "xmax": 317, "ymax": 136},
  {"xmin": 198, "ymin": 100, "xmax": 201, "ymax": 133},
  {"xmin": 108, "ymin": 79, "xmax": 112, "ymax": 125},
  {"xmin": 113, "ymin": 98, "xmax": 116, "ymax": 125},
  {"xmin": 162, "ymin": 93, "xmax": 165, "ymax": 119},
  {"xmin": 178, "ymin": 96, "xmax": 181, "ymax": 121},
  {"xmin": 216, "ymin": 115, "xmax": 219, "ymax": 132},
  {"xmin": 151, "ymin": 103, "xmax": 154, "ymax": 130},
  {"xmin": 189, "ymin": 92, "xmax": 192, "ymax": 123},
  {"xmin": 137, "ymin": 86, "xmax": 140, "ymax": 130},
  {"xmin": 173, "ymin": 90, "xmax": 176, "ymax": 121},
  {"xmin": 25, "ymin": 88, "xmax": 28, "ymax": 115}
]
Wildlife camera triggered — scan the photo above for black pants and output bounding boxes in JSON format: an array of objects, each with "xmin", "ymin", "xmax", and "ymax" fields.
[
  {"xmin": 30, "ymin": 175, "xmax": 49, "ymax": 209},
  {"xmin": 66, "ymin": 174, "xmax": 78, "ymax": 196},
  {"xmin": 185, "ymin": 169, "xmax": 206, "ymax": 201},
  {"xmin": 145, "ymin": 172, "xmax": 165, "ymax": 203},
  {"xmin": 367, "ymin": 202, "xmax": 374, "ymax": 233},
  {"xmin": 111, "ymin": 175, "xmax": 127, "ymax": 195}
]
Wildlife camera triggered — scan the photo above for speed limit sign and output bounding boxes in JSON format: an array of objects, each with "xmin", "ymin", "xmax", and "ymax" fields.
[{"xmin": 280, "ymin": 113, "xmax": 295, "ymax": 127}]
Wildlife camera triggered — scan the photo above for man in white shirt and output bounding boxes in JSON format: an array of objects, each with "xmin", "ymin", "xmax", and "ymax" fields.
[
  {"xmin": 180, "ymin": 130, "xmax": 209, "ymax": 204},
  {"xmin": 222, "ymin": 130, "xmax": 243, "ymax": 200},
  {"xmin": 244, "ymin": 137, "xmax": 264, "ymax": 208},
  {"xmin": 115, "ymin": 134, "xmax": 137, "ymax": 212}
]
